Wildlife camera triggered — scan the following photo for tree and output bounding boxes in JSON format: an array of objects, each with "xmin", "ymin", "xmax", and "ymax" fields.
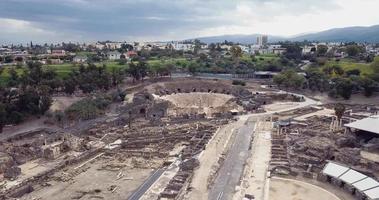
[
  {"xmin": 345, "ymin": 69, "xmax": 360, "ymax": 77},
  {"xmin": 127, "ymin": 60, "xmax": 147, "ymax": 81},
  {"xmin": 273, "ymin": 70, "xmax": 306, "ymax": 89},
  {"xmin": 360, "ymin": 77, "xmax": 377, "ymax": 97},
  {"xmin": 15, "ymin": 56, "xmax": 23, "ymax": 62},
  {"xmin": 7, "ymin": 67, "xmax": 19, "ymax": 87},
  {"xmin": 166, "ymin": 63, "xmax": 174, "ymax": 77},
  {"xmin": 187, "ymin": 62, "xmax": 198, "ymax": 75},
  {"xmin": 372, "ymin": 57, "xmax": 379, "ymax": 73},
  {"xmin": 64, "ymin": 79, "xmax": 76, "ymax": 95},
  {"xmin": 230, "ymin": 45, "xmax": 243, "ymax": 74},
  {"xmin": 193, "ymin": 39, "xmax": 202, "ymax": 55},
  {"xmin": 4, "ymin": 55, "xmax": 13, "ymax": 63},
  {"xmin": 332, "ymin": 78, "xmax": 353, "ymax": 99},
  {"xmin": 345, "ymin": 45, "xmax": 361, "ymax": 57},
  {"xmin": 323, "ymin": 65, "xmax": 344, "ymax": 77},
  {"xmin": 111, "ymin": 67, "xmax": 124, "ymax": 86},
  {"xmin": 281, "ymin": 43, "xmax": 302, "ymax": 60},
  {"xmin": 0, "ymin": 103, "xmax": 6, "ymax": 133},
  {"xmin": 334, "ymin": 103, "xmax": 345, "ymax": 121},
  {"xmin": 316, "ymin": 45, "xmax": 328, "ymax": 56},
  {"xmin": 305, "ymin": 68, "xmax": 329, "ymax": 92}
]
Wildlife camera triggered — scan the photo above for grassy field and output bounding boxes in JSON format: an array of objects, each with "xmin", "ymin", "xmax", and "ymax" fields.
[
  {"xmin": 46, "ymin": 61, "xmax": 128, "ymax": 77},
  {"xmin": 0, "ymin": 58, "xmax": 189, "ymax": 85},
  {"xmin": 324, "ymin": 58, "xmax": 375, "ymax": 76},
  {"xmin": 241, "ymin": 54, "xmax": 280, "ymax": 65}
]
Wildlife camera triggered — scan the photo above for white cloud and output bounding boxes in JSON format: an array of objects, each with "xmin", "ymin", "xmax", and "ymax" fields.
[
  {"xmin": 1, "ymin": 0, "xmax": 379, "ymax": 42},
  {"xmin": 0, "ymin": 18, "xmax": 86, "ymax": 44},
  {"xmin": 191, "ymin": 0, "xmax": 379, "ymax": 37}
]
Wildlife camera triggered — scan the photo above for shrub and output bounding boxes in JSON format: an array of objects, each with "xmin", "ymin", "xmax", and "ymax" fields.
[
  {"xmin": 232, "ymin": 80, "xmax": 246, "ymax": 86},
  {"xmin": 65, "ymin": 95, "xmax": 111, "ymax": 120}
]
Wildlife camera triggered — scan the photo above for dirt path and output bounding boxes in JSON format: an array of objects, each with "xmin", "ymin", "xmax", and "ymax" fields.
[{"xmin": 269, "ymin": 177, "xmax": 342, "ymax": 200}]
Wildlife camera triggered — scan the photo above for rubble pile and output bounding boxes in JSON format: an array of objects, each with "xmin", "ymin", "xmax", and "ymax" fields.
[
  {"xmin": 270, "ymin": 134, "xmax": 290, "ymax": 175},
  {"xmin": 273, "ymin": 115, "xmax": 379, "ymax": 179}
]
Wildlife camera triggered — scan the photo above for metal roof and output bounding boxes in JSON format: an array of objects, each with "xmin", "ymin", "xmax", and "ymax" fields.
[
  {"xmin": 322, "ymin": 161, "xmax": 379, "ymax": 200},
  {"xmin": 345, "ymin": 115, "xmax": 379, "ymax": 134},
  {"xmin": 364, "ymin": 187, "xmax": 379, "ymax": 200},
  {"xmin": 339, "ymin": 169, "xmax": 367, "ymax": 184},
  {"xmin": 353, "ymin": 177, "xmax": 379, "ymax": 191},
  {"xmin": 322, "ymin": 162, "xmax": 349, "ymax": 178}
]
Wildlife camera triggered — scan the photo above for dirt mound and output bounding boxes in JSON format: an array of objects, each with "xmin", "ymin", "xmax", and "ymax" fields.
[
  {"xmin": 160, "ymin": 93, "xmax": 233, "ymax": 108},
  {"xmin": 157, "ymin": 92, "xmax": 241, "ymax": 116}
]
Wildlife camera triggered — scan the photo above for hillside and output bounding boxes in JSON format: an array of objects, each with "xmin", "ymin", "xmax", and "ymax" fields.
[
  {"xmin": 190, "ymin": 24, "xmax": 379, "ymax": 44},
  {"xmin": 193, "ymin": 34, "xmax": 285, "ymax": 44},
  {"xmin": 291, "ymin": 25, "xmax": 379, "ymax": 43}
]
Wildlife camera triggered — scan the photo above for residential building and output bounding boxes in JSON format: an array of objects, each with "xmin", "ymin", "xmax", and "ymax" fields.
[
  {"xmin": 51, "ymin": 49, "xmax": 66, "ymax": 56},
  {"xmin": 73, "ymin": 55, "xmax": 88, "ymax": 63},
  {"xmin": 302, "ymin": 45, "xmax": 315, "ymax": 55},
  {"xmin": 272, "ymin": 48, "xmax": 286, "ymax": 55},
  {"xmin": 107, "ymin": 51, "xmax": 122, "ymax": 60}
]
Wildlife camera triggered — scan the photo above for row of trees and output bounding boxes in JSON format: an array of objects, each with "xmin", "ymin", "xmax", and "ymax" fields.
[
  {"xmin": 0, "ymin": 62, "xmax": 56, "ymax": 132},
  {"xmin": 0, "ymin": 60, "xmax": 133, "ymax": 132},
  {"xmin": 274, "ymin": 58, "xmax": 379, "ymax": 100}
]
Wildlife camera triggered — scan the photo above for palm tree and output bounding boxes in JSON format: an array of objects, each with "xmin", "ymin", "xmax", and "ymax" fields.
[{"xmin": 334, "ymin": 103, "xmax": 346, "ymax": 128}]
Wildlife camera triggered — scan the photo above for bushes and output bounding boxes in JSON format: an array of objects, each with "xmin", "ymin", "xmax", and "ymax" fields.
[
  {"xmin": 65, "ymin": 95, "xmax": 111, "ymax": 120},
  {"xmin": 329, "ymin": 78, "xmax": 353, "ymax": 100},
  {"xmin": 232, "ymin": 80, "xmax": 246, "ymax": 86},
  {"xmin": 273, "ymin": 70, "xmax": 305, "ymax": 89}
]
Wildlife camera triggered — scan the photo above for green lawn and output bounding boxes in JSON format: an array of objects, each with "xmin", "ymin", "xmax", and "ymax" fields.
[
  {"xmin": 241, "ymin": 54, "xmax": 280, "ymax": 65},
  {"xmin": 45, "ymin": 61, "xmax": 129, "ymax": 77},
  {"xmin": 0, "ymin": 57, "xmax": 189, "ymax": 84},
  {"xmin": 325, "ymin": 59, "xmax": 374, "ymax": 76},
  {"xmin": 75, "ymin": 51, "xmax": 96, "ymax": 56}
]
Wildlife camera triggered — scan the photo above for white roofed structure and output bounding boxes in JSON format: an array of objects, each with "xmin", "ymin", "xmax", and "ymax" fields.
[
  {"xmin": 364, "ymin": 187, "xmax": 379, "ymax": 200},
  {"xmin": 339, "ymin": 170, "xmax": 367, "ymax": 184},
  {"xmin": 323, "ymin": 162, "xmax": 349, "ymax": 178},
  {"xmin": 322, "ymin": 161, "xmax": 379, "ymax": 200},
  {"xmin": 353, "ymin": 177, "xmax": 379, "ymax": 191},
  {"xmin": 345, "ymin": 115, "xmax": 379, "ymax": 135}
]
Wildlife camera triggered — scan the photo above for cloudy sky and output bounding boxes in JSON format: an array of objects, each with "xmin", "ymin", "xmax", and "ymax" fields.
[{"xmin": 1, "ymin": 0, "xmax": 379, "ymax": 44}]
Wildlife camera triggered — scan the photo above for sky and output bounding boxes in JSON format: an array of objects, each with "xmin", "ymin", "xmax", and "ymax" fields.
[{"xmin": 1, "ymin": 0, "xmax": 379, "ymax": 44}]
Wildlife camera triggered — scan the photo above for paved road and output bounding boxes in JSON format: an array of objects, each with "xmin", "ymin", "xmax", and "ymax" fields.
[
  {"xmin": 208, "ymin": 91, "xmax": 318, "ymax": 200},
  {"xmin": 127, "ymin": 168, "xmax": 166, "ymax": 200},
  {"xmin": 208, "ymin": 123, "xmax": 255, "ymax": 200}
]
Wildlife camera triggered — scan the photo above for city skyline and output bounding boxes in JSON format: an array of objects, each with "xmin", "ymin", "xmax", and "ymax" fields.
[{"xmin": 1, "ymin": 0, "xmax": 379, "ymax": 43}]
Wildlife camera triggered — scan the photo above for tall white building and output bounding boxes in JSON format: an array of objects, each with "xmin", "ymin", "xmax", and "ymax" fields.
[{"xmin": 256, "ymin": 35, "xmax": 268, "ymax": 46}]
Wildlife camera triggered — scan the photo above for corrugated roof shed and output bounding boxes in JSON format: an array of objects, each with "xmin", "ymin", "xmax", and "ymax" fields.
[
  {"xmin": 364, "ymin": 187, "xmax": 379, "ymax": 200},
  {"xmin": 322, "ymin": 162, "xmax": 349, "ymax": 178},
  {"xmin": 322, "ymin": 161, "xmax": 379, "ymax": 200},
  {"xmin": 353, "ymin": 177, "xmax": 379, "ymax": 191},
  {"xmin": 345, "ymin": 115, "xmax": 379, "ymax": 134}
]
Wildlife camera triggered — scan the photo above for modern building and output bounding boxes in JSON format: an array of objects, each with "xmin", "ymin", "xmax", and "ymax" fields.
[
  {"xmin": 107, "ymin": 51, "xmax": 122, "ymax": 60},
  {"xmin": 73, "ymin": 55, "xmax": 88, "ymax": 63},
  {"xmin": 345, "ymin": 115, "xmax": 379, "ymax": 136},
  {"xmin": 257, "ymin": 35, "xmax": 268, "ymax": 46},
  {"xmin": 51, "ymin": 49, "xmax": 66, "ymax": 56}
]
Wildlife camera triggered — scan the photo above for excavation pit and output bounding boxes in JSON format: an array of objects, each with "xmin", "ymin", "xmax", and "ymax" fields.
[{"xmin": 156, "ymin": 92, "xmax": 242, "ymax": 117}]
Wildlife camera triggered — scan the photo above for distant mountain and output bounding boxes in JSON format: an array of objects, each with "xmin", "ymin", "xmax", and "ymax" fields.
[
  {"xmin": 190, "ymin": 24, "xmax": 379, "ymax": 44},
  {"xmin": 291, "ymin": 25, "xmax": 379, "ymax": 43},
  {"xmin": 193, "ymin": 34, "xmax": 286, "ymax": 44}
]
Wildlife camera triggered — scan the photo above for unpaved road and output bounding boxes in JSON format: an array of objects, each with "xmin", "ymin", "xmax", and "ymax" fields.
[{"xmin": 269, "ymin": 177, "xmax": 341, "ymax": 200}]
